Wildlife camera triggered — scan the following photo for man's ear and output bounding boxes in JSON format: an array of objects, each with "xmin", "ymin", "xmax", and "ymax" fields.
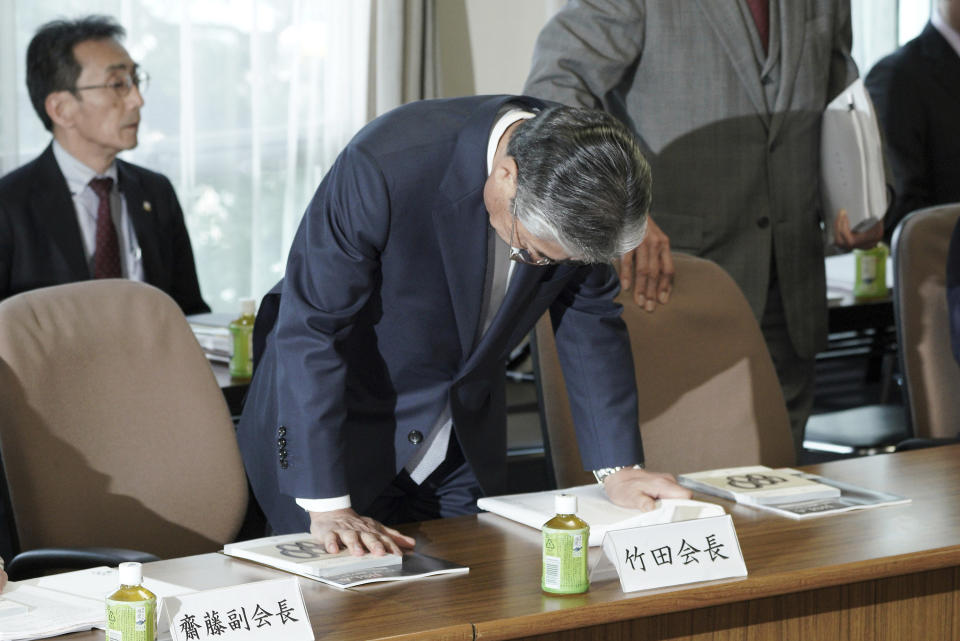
[
  {"xmin": 45, "ymin": 91, "xmax": 77, "ymax": 130},
  {"xmin": 495, "ymin": 155, "xmax": 518, "ymax": 186}
]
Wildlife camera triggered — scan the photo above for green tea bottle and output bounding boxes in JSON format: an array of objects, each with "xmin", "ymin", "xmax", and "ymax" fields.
[
  {"xmin": 853, "ymin": 242, "xmax": 888, "ymax": 299},
  {"xmin": 106, "ymin": 562, "xmax": 156, "ymax": 641},
  {"xmin": 229, "ymin": 298, "xmax": 256, "ymax": 380},
  {"xmin": 542, "ymin": 493, "xmax": 590, "ymax": 594}
]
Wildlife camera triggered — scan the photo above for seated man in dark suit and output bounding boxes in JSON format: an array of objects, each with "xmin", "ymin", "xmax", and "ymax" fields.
[
  {"xmin": 865, "ymin": 0, "xmax": 960, "ymax": 242},
  {"xmin": 0, "ymin": 15, "xmax": 209, "ymax": 314}
]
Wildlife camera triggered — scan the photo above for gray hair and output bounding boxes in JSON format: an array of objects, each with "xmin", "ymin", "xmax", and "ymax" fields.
[{"xmin": 507, "ymin": 106, "xmax": 651, "ymax": 263}]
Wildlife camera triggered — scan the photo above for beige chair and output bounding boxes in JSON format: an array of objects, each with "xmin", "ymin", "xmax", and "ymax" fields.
[
  {"xmin": 533, "ymin": 253, "xmax": 795, "ymax": 488},
  {"xmin": 892, "ymin": 203, "xmax": 960, "ymax": 440},
  {"xmin": 0, "ymin": 280, "xmax": 248, "ymax": 577}
]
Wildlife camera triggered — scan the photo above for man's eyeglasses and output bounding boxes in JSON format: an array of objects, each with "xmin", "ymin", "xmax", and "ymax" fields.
[
  {"xmin": 509, "ymin": 211, "xmax": 559, "ymax": 266},
  {"xmin": 74, "ymin": 69, "xmax": 149, "ymax": 98}
]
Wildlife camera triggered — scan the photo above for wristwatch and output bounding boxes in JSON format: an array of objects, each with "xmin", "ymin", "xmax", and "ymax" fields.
[{"xmin": 593, "ymin": 463, "xmax": 644, "ymax": 485}]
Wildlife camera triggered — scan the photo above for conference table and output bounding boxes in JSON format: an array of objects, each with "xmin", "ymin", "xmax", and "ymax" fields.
[{"xmin": 62, "ymin": 444, "xmax": 959, "ymax": 640}]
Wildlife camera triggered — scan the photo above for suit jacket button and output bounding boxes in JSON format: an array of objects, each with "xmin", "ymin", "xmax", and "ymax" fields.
[
  {"xmin": 408, "ymin": 430, "xmax": 424, "ymax": 445},
  {"xmin": 278, "ymin": 426, "xmax": 287, "ymax": 436},
  {"xmin": 757, "ymin": 216, "xmax": 770, "ymax": 229},
  {"xmin": 277, "ymin": 437, "xmax": 287, "ymax": 448},
  {"xmin": 280, "ymin": 460, "xmax": 289, "ymax": 469}
]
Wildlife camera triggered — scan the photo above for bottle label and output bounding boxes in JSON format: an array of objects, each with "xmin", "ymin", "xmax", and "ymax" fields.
[
  {"xmin": 542, "ymin": 526, "xmax": 589, "ymax": 594},
  {"xmin": 854, "ymin": 245, "xmax": 888, "ymax": 298},
  {"xmin": 106, "ymin": 598, "xmax": 156, "ymax": 641},
  {"xmin": 229, "ymin": 324, "xmax": 254, "ymax": 379}
]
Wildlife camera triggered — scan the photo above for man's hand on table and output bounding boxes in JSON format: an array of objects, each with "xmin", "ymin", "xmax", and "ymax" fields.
[
  {"xmin": 309, "ymin": 507, "xmax": 416, "ymax": 556},
  {"xmin": 615, "ymin": 215, "xmax": 674, "ymax": 312},
  {"xmin": 603, "ymin": 467, "xmax": 692, "ymax": 511}
]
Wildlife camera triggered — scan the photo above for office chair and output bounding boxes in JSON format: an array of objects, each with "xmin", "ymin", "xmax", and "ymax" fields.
[
  {"xmin": 532, "ymin": 253, "xmax": 795, "ymax": 488},
  {"xmin": 892, "ymin": 203, "xmax": 960, "ymax": 442},
  {"xmin": 0, "ymin": 280, "xmax": 248, "ymax": 579}
]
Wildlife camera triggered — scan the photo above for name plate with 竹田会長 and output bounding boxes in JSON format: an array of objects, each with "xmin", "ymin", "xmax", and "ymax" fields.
[
  {"xmin": 160, "ymin": 577, "xmax": 314, "ymax": 641},
  {"xmin": 595, "ymin": 514, "xmax": 747, "ymax": 593}
]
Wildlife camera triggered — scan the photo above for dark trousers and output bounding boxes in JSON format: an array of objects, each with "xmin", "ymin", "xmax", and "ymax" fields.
[
  {"xmin": 761, "ymin": 265, "xmax": 816, "ymax": 460},
  {"xmin": 364, "ymin": 435, "xmax": 483, "ymax": 526}
]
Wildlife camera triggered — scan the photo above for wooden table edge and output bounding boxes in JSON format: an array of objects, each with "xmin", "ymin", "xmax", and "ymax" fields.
[{"xmin": 469, "ymin": 545, "xmax": 960, "ymax": 640}]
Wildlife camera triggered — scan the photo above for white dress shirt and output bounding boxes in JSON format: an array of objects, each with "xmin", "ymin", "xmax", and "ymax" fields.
[{"xmin": 51, "ymin": 141, "xmax": 144, "ymax": 281}]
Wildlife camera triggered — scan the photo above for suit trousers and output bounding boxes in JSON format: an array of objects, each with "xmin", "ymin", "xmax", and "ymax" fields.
[
  {"xmin": 761, "ymin": 264, "xmax": 815, "ymax": 461},
  {"xmin": 364, "ymin": 434, "xmax": 483, "ymax": 526}
]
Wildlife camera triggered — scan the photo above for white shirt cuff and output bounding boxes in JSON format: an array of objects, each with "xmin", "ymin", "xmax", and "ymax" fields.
[{"xmin": 296, "ymin": 495, "xmax": 352, "ymax": 513}]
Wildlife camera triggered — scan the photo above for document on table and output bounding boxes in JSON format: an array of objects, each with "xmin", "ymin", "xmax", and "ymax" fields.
[
  {"xmin": 478, "ymin": 484, "xmax": 724, "ymax": 547},
  {"xmin": 0, "ymin": 566, "xmax": 193, "ymax": 641}
]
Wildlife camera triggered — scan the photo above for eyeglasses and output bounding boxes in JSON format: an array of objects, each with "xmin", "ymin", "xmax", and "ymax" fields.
[
  {"xmin": 509, "ymin": 211, "xmax": 559, "ymax": 266},
  {"xmin": 74, "ymin": 69, "xmax": 149, "ymax": 98}
]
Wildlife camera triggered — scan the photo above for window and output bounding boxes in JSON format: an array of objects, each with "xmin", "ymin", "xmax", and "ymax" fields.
[
  {"xmin": 1, "ymin": 1, "xmax": 373, "ymax": 310},
  {"xmin": 850, "ymin": 0, "xmax": 934, "ymax": 73}
]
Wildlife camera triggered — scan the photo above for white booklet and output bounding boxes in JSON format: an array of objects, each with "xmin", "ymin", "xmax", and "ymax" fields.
[
  {"xmin": 477, "ymin": 484, "xmax": 725, "ymax": 547},
  {"xmin": 0, "ymin": 566, "xmax": 192, "ymax": 641},
  {"xmin": 680, "ymin": 467, "xmax": 909, "ymax": 519},
  {"xmin": 678, "ymin": 465, "xmax": 841, "ymax": 505},
  {"xmin": 821, "ymin": 77, "xmax": 888, "ymax": 239},
  {"xmin": 732, "ymin": 470, "xmax": 910, "ymax": 520},
  {"xmin": 222, "ymin": 533, "xmax": 466, "ymax": 589}
]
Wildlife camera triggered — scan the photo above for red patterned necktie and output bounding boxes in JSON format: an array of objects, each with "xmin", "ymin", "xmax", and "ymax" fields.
[
  {"xmin": 89, "ymin": 177, "xmax": 122, "ymax": 278},
  {"xmin": 745, "ymin": 0, "xmax": 769, "ymax": 54}
]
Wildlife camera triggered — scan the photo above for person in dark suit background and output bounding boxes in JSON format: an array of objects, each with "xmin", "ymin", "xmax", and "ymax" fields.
[
  {"xmin": 238, "ymin": 96, "xmax": 691, "ymax": 557},
  {"xmin": 865, "ymin": 0, "xmax": 960, "ymax": 242},
  {"xmin": 948, "ymin": 218, "xmax": 960, "ymax": 367},
  {"xmin": 0, "ymin": 15, "xmax": 209, "ymax": 315}
]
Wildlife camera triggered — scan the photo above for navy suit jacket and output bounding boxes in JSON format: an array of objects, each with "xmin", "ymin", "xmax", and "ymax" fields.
[
  {"xmin": 0, "ymin": 144, "xmax": 209, "ymax": 314},
  {"xmin": 237, "ymin": 95, "xmax": 642, "ymax": 533},
  {"xmin": 866, "ymin": 23, "xmax": 960, "ymax": 241}
]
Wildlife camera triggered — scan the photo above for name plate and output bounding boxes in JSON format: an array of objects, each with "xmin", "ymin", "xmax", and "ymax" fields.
[
  {"xmin": 161, "ymin": 578, "xmax": 313, "ymax": 641},
  {"xmin": 599, "ymin": 514, "xmax": 747, "ymax": 593}
]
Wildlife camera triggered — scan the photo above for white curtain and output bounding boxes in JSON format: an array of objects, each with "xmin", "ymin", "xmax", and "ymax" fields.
[
  {"xmin": 0, "ymin": 0, "xmax": 436, "ymax": 311},
  {"xmin": 851, "ymin": 0, "xmax": 933, "ymax": 74},
  {"xmin": 371, "ymin": 0, "xmax": 440, "ymax": 118}
]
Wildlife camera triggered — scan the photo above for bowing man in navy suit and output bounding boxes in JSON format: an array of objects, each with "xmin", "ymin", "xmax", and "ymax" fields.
[
  {"xmin": 0, "ymin": 15, "xmax": 209, "ymax": 314},
  {"xmin": 237, "ymin": 96, "xmax": 692, "ymax": 556}
]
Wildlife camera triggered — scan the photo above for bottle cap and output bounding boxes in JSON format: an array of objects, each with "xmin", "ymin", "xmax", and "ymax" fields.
[
  {"xmin": 555, "ymin": 493, "xmax": 577, "ymax": 515},
  {"xmin": 118, "ymin": 562, "xmax": 142, "ymax": 586},
  {"xmin": 240, "ymin": 298, "xmax": 256, "ymax": 316}
]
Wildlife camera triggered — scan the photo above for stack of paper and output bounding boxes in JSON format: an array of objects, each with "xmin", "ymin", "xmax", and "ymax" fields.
[
  {"xmin": 223, "ymin": 533, "xmax": 467, "ymax": 589},
  {"xmin": 187, "ymin": 312, "xmax": 236, "ymax": 363},
  {"xmin": 223, "ymin": 533, "xmax": 402, "ymax": 578},
  {"xmin": 0, "ymin": 566, "xmax": 192, "ymax": 641},
  {"xmin": 477, "ymin": 484, "xmax": 725, "ymax": 547}
]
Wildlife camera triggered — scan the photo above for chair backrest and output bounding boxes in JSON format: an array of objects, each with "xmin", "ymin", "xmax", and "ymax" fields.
[
  {"xmin": 0, "ymin": 280, "xmax": 248, "ymax": 558},
  {"xmin": 533, "ymin": 254, "xmax": 795, "ymax": 488},
  {"xmin": 892, "ymin": 203, "xmax": 960, "ymax": 440}
]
